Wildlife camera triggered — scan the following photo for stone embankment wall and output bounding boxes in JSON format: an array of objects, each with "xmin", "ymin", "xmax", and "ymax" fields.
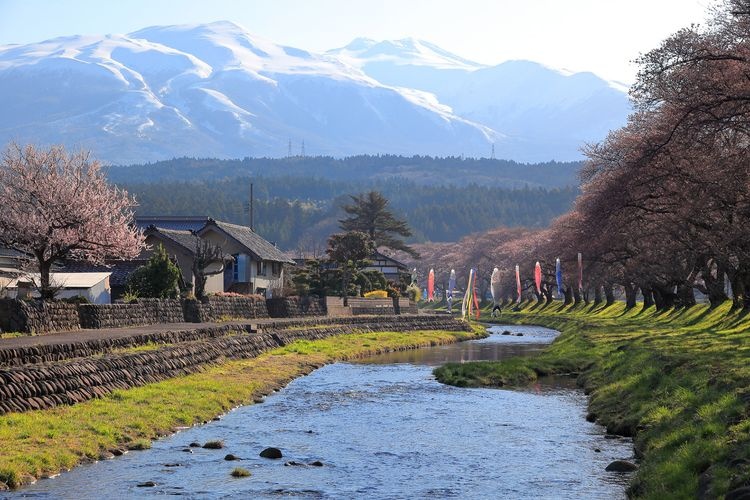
[
  {"xmin": 266, "ymin": 297, "xmax": 327, "ymax": 318},
  {"xmin": 0, "ymin": 316, "xmax": 470, "ymax": 414},
  {"xmin": 1, "ymin": 296, "xmax": 271, "ymax": 333},
  {"xmin": 0, "ymin": 300, "xmax": 80, "ymax": 334}
]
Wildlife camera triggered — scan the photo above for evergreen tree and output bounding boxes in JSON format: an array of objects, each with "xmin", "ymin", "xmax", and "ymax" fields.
[
  {"xmin": 127, "ymin": 244, "xmax": 181, "ymax": 298},
  {"xmin": 327, "ymin": 231, "xmax": 374, "ymax": 306},
  {"xmin": 339, "ymin": 191, "xmax": 419, "ymax": 257}
]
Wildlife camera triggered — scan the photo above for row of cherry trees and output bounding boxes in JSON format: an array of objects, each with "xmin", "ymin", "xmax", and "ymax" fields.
[{"xmin": 408, "ymin": 1, "xmax": 750, "ymax": 311}]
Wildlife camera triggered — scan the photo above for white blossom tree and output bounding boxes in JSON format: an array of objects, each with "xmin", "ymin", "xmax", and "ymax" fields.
[{"xmin": 0, "ymin": 143, "xmax": 144, "ymax": 299}]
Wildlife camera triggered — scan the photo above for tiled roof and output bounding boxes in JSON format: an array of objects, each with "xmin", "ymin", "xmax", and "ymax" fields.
[
  {"xmin": 61, "ymin": 260, "xmax": 148, "ymax": 287},
  {"xmin": 201, "ymin": 219, "xmax": 295, "ymax": 264},
  {"xmin": 144, "ymin": 227, "xmax": 198, "ymax": 254},
  {"xmin": 135, "ymin": 216, "xmax": 210, "ymax": 232}
]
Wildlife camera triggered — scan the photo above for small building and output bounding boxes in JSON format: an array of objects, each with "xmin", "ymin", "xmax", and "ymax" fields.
[
  {"xmin": 61, "ymin": 259, "xmax": 147, "ymax": 301},
  {"xmin": 5, "ymin": 272, "xmax": 112, "ymax": 304}
]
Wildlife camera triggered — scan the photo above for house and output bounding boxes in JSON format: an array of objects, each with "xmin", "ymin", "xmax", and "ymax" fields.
[
  {"xmin": 196, "ymin": 219, "xmax": 295, "ymax": 296},
  {"xmin": 4, "ymin": 272, "xmax": 112, "ymax": 304},
  {"xmin": 363, "ymin": 250, "xmax": 410, "ymax": 283},
  {"xmin": 134, "ymin": 217, "xmax": 295, "ymax": 296}
]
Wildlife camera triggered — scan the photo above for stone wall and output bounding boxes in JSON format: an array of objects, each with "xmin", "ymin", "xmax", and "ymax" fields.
[
  {"xmin": 78, "ymin": 299, "xmax": 185, "ymax": 329},
  {"xmin": 0, "ymin": 315, "xmax": 471, "ymax": 413},
  {"xmin": 206, "ymin": 296, "xmax": 269, "ymax": 320},
  {"xmin": 0, "ymin": 299, "xmax": 80, "ymax": 334},
  {"xmin": 266, "ymin": 296, "xmax": 327, "ymax": 318}
]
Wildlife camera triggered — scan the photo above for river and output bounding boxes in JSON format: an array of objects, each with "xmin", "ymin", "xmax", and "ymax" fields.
[{"xmin": 9, "ymin": 325, "xmax": 634, "ymax": 499}]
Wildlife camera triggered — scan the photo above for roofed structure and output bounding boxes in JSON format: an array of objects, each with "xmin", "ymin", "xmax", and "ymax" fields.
[{"xmin": 198, "ymin": 219, "xmax": 295, "ymax": 264}]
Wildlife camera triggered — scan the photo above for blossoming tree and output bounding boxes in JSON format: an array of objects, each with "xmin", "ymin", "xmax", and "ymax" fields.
[{"xmin": 0, "ymin": 143, "xmax": 144, "ymax": 299}]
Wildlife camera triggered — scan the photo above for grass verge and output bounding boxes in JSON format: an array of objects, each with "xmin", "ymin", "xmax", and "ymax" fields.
[
  {"xmin": 0, "ymin": 327, "xmax": 483, "ymax": 488},
  {"xmin": 433, "ymin": 301, "xmax": 750, "ymax": 499}
]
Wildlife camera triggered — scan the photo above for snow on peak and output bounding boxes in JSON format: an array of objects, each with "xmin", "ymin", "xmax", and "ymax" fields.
[{"xmin": 330, "ymin": 37, "xmax": 485, "ymax": 70}]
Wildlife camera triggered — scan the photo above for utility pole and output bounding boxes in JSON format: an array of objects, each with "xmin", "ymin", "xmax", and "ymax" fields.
[
  {"xmin": 301, "ymin": 140, "xmax": 306, "ymax": 158},
  {"xmin": 491, "ymin": 144, "xmax": 495, "ymax": 159},
  {"xmin": 287, "ymin": 139, "xmax": 292, "ymax": 158}
]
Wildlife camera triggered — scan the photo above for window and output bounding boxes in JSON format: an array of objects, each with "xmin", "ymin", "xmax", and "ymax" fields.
[
  {"xmin": 272, "ymin": 262, "xmax": 282, "ymax": 276},
  {"xmin": 256, "ymin": 260, "xmax": 267, "ymax": 276}
]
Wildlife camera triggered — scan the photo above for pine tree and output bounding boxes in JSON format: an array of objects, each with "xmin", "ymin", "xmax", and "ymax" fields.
[{"xmin": 339, "ymin": 191, "xmax": 419, "ymax": 257}]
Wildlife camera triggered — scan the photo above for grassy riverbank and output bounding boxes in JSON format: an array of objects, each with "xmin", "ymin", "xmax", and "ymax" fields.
[
  {"xmin": 0, "ymin": 327, "xmax": 484, "ymax": 489},
  {"xmin": 434, "ymin": 302, "xmax": 750, "ymax": 499}
]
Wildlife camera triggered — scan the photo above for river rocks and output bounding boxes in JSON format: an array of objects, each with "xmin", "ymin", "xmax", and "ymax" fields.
[
  {"xmin": 260, "ymin": 447, "xmax": 283, "ymax": 459},
  {"xmin": 309, "ymin": 461, "xmax": 324, "ymax": 467},
  {"xmin": 284, "ymin": 461, "xmax": 305, "ymax": 466},
  {"xmin": 586, "ymin": 413, "xmax": 597, "ymax": 422},
  {"xmin": 726, "ymin": 486, "xmax": 750, "ymax": 500},
  {"xmin": 137, "ymin": 481, "xmax": 156, "ymax": 487},
  {"xmin": 224, "ymin": 454, "xmax": 241, "ymax": 461},
  {"xmin": 502, "ymin": 330, "xmax": 511, "ymax": 335},
  {"xmin": 594, "ymin": 448, "xmax": 601, "ymax": 453},
  {"xmin": 98, "ymin": 451, "xmax": 115, "ymax": 460},
  {"xmin": 181, "ymin": 448, "xmax": 193, "ymax": 453},
  {"xmin": 110, "ymin": 448, "xmax": 126, "ymax": 456},
  {"xmin": 189, "ymin": 442, "xmax": 201, "ymax": 448},
  {"xmin": 605, "ymin": 460, "xmax": 638, "ymax": 472}
]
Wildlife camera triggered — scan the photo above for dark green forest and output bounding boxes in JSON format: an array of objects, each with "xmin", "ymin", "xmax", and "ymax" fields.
[
  {"xmin": 107, "ymin": 154, "xmax": 581, "ymax": 189},
  {"xmin": 122, "ymin": 176, "xmax": 577, "ymax": 251}
]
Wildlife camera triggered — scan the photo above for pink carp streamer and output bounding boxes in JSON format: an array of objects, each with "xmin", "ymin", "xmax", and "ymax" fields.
[
  {"xmin": 578, "ymin": 252, "xmax": 583, "ymax": 291},
  {"xmin": 427, "ymin": 268, "xmax": 435, "ymax": 302},
  {"xmin": 534, "ymin": 261, "xmax": 542, "ymax": 294}
]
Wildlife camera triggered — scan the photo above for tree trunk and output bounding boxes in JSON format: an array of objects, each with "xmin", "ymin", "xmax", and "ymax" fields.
[
  {"xmin": 623, "ymin": 283, "xmax": 637, "ymax": 309},
  {"xmin": 582, "ymin": 287, "xmax": 590, "ymax": 305},
  {"xmin": 676, "ymin": 283, "xmax": 696, "ymax": 308},
  {"xmin": 342, "ymin": 270, "xmax": 349, "ymax": 307},
  {"xmin": 563, "ymin": 286, "xmax": 573, "ymax": 306},
  {"xmin": 604, "ymin": 284, "xmax": 615, "ymax": 307},
  {"xmin": 572, "ymin": 287, "xmax": 581, "ymax": 306},
  {"xmin": 38, "ymin": 257, "xmax": 54, "ymax": 300},
  {"xmin": 642, "ymin": 284, "xmax": 655, "ymax": 309},
  {"xmin": 543, "ymin": 285, "xmax": 553, "ymax": 305},
  {"xmin": 593, "ymin": 284, "xmax": 603, "ymax": 306}
]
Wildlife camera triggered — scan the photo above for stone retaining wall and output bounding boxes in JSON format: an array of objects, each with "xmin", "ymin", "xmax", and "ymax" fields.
[
  {"xmin": 78, "ymin": 299, "xmax": 185, "ymax": 329},
  {"xmin": 206, "ymin": 296, "xmax": 269, "ymax": 320},
  {"xmin": 266, "ymin": 297, "xmax": 327, "ymax": 318},
  {"xmin": 0, "ymin": 299, "xmax": 80, "ymax": 334},
  {"xmin": 0, "ymin": 316, "xmax": 470, "ymax": 414}
]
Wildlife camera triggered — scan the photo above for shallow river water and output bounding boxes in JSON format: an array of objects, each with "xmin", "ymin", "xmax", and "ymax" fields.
[{"xmin": 10, "ymin": 325, "xmax": 633, "ymax": 499}]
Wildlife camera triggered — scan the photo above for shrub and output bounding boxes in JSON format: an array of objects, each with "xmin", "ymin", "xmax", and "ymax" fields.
[
  {"xmin": 61, "ymin": 295, "xmax": 89, "ymax": 304},
  {"xmin": 364, "ymin": 290, "xmax": 388, "ymax": 299},
  {"xmin": 120, "ymin": 291, "xmax": 139, "ymax": 304},
  {"xmin": 406, "ymin": 284, "xmax": 421, "ymax": 302},
  {"xmin": 126, "ymin": 244, "xmax": 181, "ymax": 299}
]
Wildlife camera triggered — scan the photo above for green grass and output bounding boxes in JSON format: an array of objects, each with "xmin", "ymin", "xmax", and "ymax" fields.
[
  {"xmin": 230, "ymin": 466, "xmax": 251, "ymax": 477},
  {"xmin": 0, "ymin": 326, "xmax": 483, "ymax": 488},
  {"xmin": 433, "ymin": 301, "xmax": 750, "ymax": 499}
]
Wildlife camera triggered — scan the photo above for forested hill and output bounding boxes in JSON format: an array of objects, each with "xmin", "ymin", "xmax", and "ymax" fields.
[
  {"xmin": 120, "ymin": 176, "xmax": 577, "ymax": 250},
  {"xmin": 107, "ymin": 155, "xmax": 581, "ymax": 189}
]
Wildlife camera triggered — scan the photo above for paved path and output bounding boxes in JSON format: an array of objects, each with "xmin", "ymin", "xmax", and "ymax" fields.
[{"xmin": 0, "ymin": 317, "xmax": 328, "ymax": 349}]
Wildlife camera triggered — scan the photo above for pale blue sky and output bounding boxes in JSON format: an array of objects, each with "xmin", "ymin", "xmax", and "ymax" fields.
[{"xmin": 0, "ymin": 0, "xmax": 712, "ymax": 82}]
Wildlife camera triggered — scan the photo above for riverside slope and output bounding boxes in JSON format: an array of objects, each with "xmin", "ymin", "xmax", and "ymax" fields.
[{"xmin": 434, "ymin": 303, "xmax": 750, "ymax": 499}]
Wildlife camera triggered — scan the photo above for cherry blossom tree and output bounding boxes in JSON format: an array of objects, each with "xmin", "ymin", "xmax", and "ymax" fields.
[{"xmin": 0, "ymin": 143, "xmax": 144, "ymax": 299}]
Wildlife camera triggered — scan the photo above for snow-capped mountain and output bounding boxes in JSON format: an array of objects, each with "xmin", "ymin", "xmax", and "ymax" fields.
[
  {"xmin": 330, "ymin": 40, "xmax": 631, "ymax": 161},
  {"xmin": 0, "ymin": 22, "xmax": 629, "ymax": 164}
]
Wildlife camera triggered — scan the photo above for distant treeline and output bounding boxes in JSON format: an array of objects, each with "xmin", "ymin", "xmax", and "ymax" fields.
[
  {"xmin": 107, "ymin": 154, "xmax": 581, "ymax": 189},
  {"xmin": 121, "ymin": 176, "xmax": 577, "ymax": 250}
]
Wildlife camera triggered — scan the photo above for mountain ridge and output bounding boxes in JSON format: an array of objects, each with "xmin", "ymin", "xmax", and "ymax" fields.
[{"xmin": 0, "ymin": 21, "xmax": 630, "ymax": 164}]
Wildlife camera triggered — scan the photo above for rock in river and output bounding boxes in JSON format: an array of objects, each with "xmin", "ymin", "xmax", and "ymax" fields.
[
  {"xmin": 605, "ymin": 460, "xmax": 637, "ymax": 472},
  {"xmin": 260, "ymin": 447, "xmax": 283, "ymax": 459}
]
